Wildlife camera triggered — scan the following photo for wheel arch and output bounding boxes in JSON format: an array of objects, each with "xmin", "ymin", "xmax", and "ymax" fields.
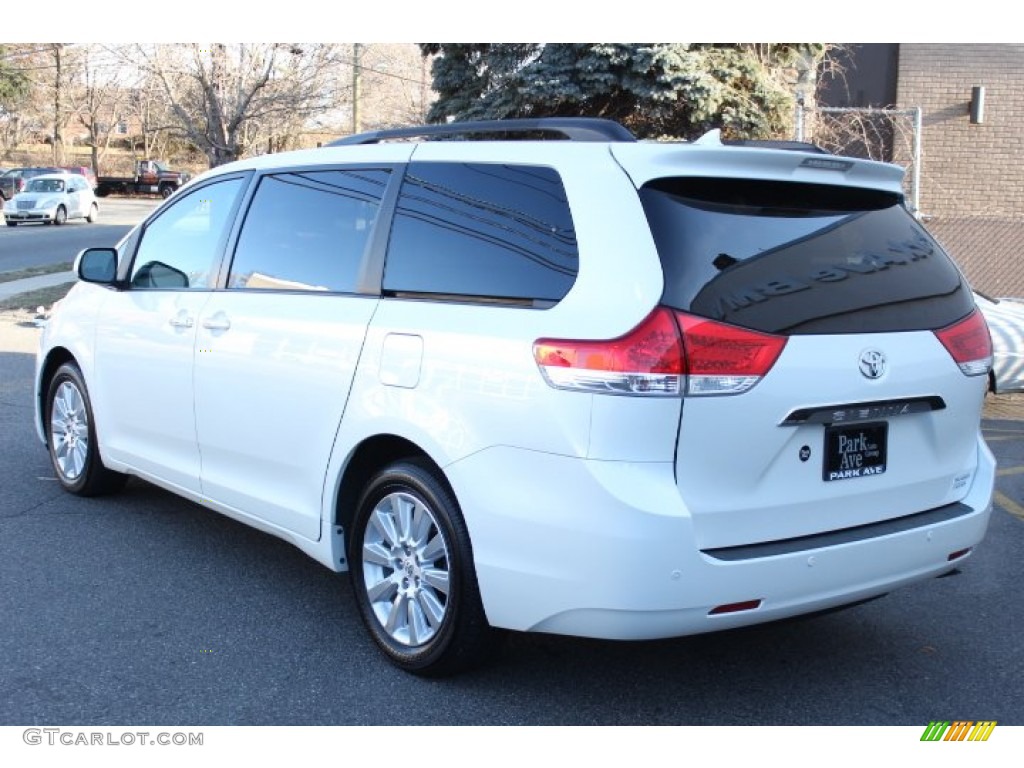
[
  {"xmin": 36, "ymin": 346, "xmax": 78, "ymax": 442},
  {"xmin": 333, "ymin": 434, "xmax": 455, "ymax": 547}
]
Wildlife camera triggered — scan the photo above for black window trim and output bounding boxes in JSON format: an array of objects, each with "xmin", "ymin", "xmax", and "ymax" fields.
[{"xmin": 381, "ymin": 290, "xmax": 555, "ymax": 309}]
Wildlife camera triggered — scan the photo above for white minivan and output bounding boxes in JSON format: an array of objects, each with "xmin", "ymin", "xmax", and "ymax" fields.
[{"xmin": 36, "ymin": 119, "xmax": 996, "ymax": 675}]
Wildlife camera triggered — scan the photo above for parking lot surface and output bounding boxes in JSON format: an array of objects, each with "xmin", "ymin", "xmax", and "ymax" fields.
[{"xmin": 1, "ymin": 311, "xmax": 1022, "ymax": 726}]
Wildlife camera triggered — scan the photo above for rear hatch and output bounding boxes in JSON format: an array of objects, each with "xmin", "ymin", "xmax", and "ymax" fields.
[{"xmin": 615, "ymin": 148, "xmax": 989, "ymax": 550}]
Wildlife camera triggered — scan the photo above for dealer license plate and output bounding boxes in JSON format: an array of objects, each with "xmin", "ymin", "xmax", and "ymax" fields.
[{"xmin": 823, "ymin": 422, "xmax": 888, "ymax": 482}]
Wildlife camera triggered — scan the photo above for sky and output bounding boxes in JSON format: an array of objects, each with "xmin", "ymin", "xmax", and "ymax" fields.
[{"xmin": 9, "ymin": 1, "xmax": 1012, "ymax": 44}]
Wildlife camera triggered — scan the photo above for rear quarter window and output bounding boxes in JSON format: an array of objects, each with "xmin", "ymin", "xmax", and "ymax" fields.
[
  {"xmin": 383, "ymin": 162, "xmax": 578, "ymax": 305},
  {"xmin": 640, "ymin": 178, "xmax": 973, "ymax": 334}
]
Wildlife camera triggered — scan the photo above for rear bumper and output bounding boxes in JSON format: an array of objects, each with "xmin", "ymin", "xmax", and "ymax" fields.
[{"xmin": 447, "ymin": 435, "xmax": 995, "ymax": 639}]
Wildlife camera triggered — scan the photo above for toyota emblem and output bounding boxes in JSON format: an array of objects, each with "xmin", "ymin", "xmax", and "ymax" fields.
[{"xmin": 859, "ymin": 349, "xmax": 886, "ymax": 379}]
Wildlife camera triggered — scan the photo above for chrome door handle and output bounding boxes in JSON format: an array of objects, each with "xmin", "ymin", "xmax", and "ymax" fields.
[
  {"xmin": 168, "ymin": 314, "xmax": 193, "ymax": 329},
  {"xmin": 202, "ymin": 313, "xmax": 231, "ymax": 331}
]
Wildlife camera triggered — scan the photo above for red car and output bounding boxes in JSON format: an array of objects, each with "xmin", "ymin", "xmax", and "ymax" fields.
[{"xmin": 60, "ymin": 166, "xmax": 99, "ymax": 190}]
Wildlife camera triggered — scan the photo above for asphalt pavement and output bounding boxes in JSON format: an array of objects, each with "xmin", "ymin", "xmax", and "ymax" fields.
[
  {"xmin": 0, "ymin": 308, "xmax": 1022, "ymax": 727},
  {"xmin": 0, "ymin": 198, "xmax": 159, "ymax": 273}
]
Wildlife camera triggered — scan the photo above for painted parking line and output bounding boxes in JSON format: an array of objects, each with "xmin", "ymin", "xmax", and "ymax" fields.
[
  {"xmin": 994, "ymin": 457, "xmax": 1023, "ymax": 521},
  {"xmin": 984, "ymin": 435, "xmax": 1021, "ymax": 442},
  {"xmin": 995, "ymin": 491, "xmax": 1024, "ymax": 522}
]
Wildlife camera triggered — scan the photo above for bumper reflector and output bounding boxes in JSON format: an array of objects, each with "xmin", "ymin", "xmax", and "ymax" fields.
[{"xmin": 709, "ymin": 599, "xmax": 762, "ymax": 615}]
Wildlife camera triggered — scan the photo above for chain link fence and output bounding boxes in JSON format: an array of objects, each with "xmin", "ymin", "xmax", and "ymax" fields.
[{"xmin": 796, "ymin": 105, "xmax": 923, "ymax": 216}]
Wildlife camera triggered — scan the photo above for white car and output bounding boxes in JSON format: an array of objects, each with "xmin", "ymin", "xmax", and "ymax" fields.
[
  {"xmin": 4, "ymin": 172, "xmax": 99, "ymax": 226},
  {"xmin": 35, "ymin": 118, "xmax": 996, "ymax": 676},
  {"xmin": 974, "ymin": 292, "xmax": 1024, "ymax": 393}
]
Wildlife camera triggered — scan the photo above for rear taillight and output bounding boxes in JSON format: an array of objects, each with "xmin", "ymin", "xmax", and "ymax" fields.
[
  {"xmin": 533, "ymin": 307, "xmax": 683, "ymax": 396},
  {"xmin": 676, "ymin": 313, "xmax": 788, "ymax": 395},
  {"xmin": 533, "ymin": 307, "xmax": 787, "ymax": 397},
  {"xmin": 934, "ymin": 309, "xmax": 992, "ymax": 377}
]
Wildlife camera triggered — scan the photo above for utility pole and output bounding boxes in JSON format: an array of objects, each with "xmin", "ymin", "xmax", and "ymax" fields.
[{"xmin": 352, "ymin": 43, "xmax": 362, "ymax": 135}]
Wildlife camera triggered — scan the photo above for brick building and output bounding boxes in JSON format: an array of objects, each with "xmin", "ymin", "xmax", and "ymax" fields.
[{"xmin": 820, "ymin": 43, "xmax": 1024, "ymax": 297}]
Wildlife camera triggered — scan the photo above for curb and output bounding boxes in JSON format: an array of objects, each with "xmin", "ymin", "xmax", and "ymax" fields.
[{"xmin": 0, "ymin": 271, "xmax": 76, "ymax": 301}]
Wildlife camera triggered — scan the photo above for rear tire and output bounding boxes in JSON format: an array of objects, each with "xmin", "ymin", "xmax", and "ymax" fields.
[
  {"xmin": 349, "ymin": 459, "xmax": 496, "ymax": 676},
  {"xmin": 45, "ymin": 362, "xmax": 127, "ymax": 497},
  {"xmin": 5, "ymin": 221, "xmax": 15, "ymax": 227}
]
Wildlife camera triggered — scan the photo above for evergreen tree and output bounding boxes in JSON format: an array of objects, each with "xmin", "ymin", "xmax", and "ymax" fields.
[
  {"xmin": 0, "ymin": 46, "xmax": 29, "ymax": 107},
  {"xmin": 420, "ymin": 43, "xmax": 824, "ymax": 140}
]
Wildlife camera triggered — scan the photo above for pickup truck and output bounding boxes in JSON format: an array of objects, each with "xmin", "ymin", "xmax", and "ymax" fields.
[{"xmin": 95, "ymin": 160, "xmax": 191, "ymax": 199}]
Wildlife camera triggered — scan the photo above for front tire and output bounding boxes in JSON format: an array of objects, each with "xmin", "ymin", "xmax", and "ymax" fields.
[
  {"xmin": 349, "ymin": 460, "xmax": 495, "ymax": 676},
  {"xmin": 159, "ymin": 184, "xmax": 174, "ymax": 199},
  {"xmin": 86, "ymin": 203, "xmax": 99, "ymax": 223},
  {"xmin": 45, "ymin": 362, "xmax": 126, "ymax": 496},
  {"xmin": 53, "ymin": 205, "xmax": 67, "ymax": 226}
]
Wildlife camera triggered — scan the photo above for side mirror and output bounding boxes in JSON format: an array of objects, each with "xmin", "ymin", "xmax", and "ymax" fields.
[
  {"xmin": 132, "ymin": 260, "xmax": 189, "ymax": 288},
  {"xmin": 75, "ymin": 247, "xmax": 119, "ymax": 284}
]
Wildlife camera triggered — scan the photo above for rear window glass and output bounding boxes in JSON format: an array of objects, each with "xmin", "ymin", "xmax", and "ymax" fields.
[{"xmin": 640, "ymin": 178, "xmax": 973, "ymax": 334}]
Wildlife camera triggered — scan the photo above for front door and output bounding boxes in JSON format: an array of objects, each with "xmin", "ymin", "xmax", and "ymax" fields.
[{"xmin": 92, "ymin": 175, "xmax": 248, "ymax": 493}]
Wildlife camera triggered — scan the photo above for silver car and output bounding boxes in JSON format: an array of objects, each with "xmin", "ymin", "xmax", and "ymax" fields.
[
  {"xmin": 3, "ymin": 173, "xmax": 99, "ymax": 226},
  {"xmin": 975, "ymin": 292, "xmax": 1024, "ymax": 393}
]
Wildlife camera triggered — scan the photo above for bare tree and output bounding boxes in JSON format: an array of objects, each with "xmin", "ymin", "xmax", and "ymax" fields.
[
  {"xmin": 357, "ymin": 44, "xmax": 435, "ymax": 130},
  {"xmin": 2, "ymin": 43, "xmax": 80, "ymax": 164},
  {"xmin": 66, "ymin": 44, "xmax": 131, "ymax": 175},
  {"xmin": 129, "ymin": 43, "xmax": 349, "ymax": 167},
  {"xmin": 49, "ymin": 44, "xmax": 69, "ymax": 164}
]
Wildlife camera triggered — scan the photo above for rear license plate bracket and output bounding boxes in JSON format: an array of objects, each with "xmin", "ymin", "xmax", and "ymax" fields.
[{"xmin": 823, "ymin": 421, "xmax": 888, "ymax": 481}]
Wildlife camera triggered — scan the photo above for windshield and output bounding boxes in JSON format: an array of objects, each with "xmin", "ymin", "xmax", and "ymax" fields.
[{"xmin": 27, "ymin": 178, "xmax": 65, "ymax": 193}]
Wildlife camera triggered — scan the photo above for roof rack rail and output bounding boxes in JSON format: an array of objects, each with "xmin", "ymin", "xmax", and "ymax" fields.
[{"xmin": 329, "ymin": 117, "xmax": 637, "ymax": 146}]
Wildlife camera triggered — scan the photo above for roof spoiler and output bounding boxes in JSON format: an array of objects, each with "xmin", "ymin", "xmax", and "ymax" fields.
[{"xmin": 695, "ymin": 128, "xmax": 831, "ymax": 154}]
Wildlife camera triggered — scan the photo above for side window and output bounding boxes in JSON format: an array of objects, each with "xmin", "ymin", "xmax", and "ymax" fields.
[
  {"xmin": 383, "ymin": 162, "xmax": 578, "ymax": 304},
  {"xmin": 130, "ymin": 177, "xmax": 244, "ymax": 290},
  {"xmin": 228, "ymin": 168, "xmax": 389, "ymax": 292}
]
